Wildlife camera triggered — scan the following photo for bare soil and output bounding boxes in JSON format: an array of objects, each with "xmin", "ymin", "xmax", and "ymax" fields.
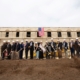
[{"xmin": 0, "ymin": 58, "xmax": 80, "ymax": 80}]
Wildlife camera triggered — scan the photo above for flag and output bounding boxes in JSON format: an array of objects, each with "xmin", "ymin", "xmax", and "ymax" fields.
[{"xmin": 38, "ymin": 27, "xmax": 44, "ymax": 36}]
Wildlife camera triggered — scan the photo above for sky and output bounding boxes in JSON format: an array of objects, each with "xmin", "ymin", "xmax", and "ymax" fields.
[{"xmin": 0, "ymin": 0, "xmax": 80, "ymax": 27}]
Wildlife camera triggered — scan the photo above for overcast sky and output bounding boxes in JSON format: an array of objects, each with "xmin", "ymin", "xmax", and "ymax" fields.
[{"xmin": 0, "ymin": 0, "xmax": 80, "ymax": 27}]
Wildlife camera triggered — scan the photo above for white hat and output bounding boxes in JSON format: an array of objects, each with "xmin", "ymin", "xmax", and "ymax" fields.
[
  {"xmin": 46, "ymin": 41, "xmax": 47, "ymax": 42},
  {"xmin": 35, "ymin": 42, "xmax": 37, "ymax": 43},
  {"xmin": 63, "ymin": 39, "xmax": 66, "ymax": 41},
  {"xmin": 40, "ymin": 41, "xmax": 42, "ymax": 42},
  {"xmin": 8, "ymin": 40, "xmax": 10, "ymax": 42},
  {"xmin": 57, "ymin": 40, "xmax": 59, "ymax": 42},
  {"xmin": 25, "ymin": 39, "xmax": 28, "ymax": 41},
  {"xmin": 12, "ymin": 41, "xmax": 15, "ymax": 42},
  {"xmin": 16, "ymin": 40, "xmax": 19, "ymax": 41},
  {"xmin": 71, "ymin": 39, "xmax": 73, "ymax": 41},
  {"xmin": 31, "ymin": 39, "xmax": 33, "ymax": 41},
  {"xmin": 76, "ymin": 38, "xmax": 78, "ymax": 39},
  {"xmin": 21, "ymin": 40, "xmax": 23, "ymax": 42},
  {"xmin": 3, "ymin": 40, "xmax": 6, "ymax": 42},
  {"xmin": 51, "ymin": 38, "xmax": 53, "ymax": 40}
]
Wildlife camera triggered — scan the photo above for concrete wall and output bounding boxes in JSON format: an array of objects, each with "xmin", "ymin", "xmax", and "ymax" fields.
[{"xmin": 0, "ymin": 27, "xmax": 80, "ymax": 43}]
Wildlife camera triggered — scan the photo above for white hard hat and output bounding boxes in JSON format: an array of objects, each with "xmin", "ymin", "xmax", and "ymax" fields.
[
  {"xmin": 40, "ymin": 41, "xmax": 42, "ymax": 42},
  {"xmin": 21, "ymin": 40, "xmax": 23, "ymax": 42},
  {"xmin": 71, "ymin": 39, "xmax": 73, "ymax": 41},
  {"xmin": 51, "ymin": 38, "xmax": 53, "ymax": 40},
  {"xmin": 31, "ymin": 39, "xmax": 33, "ymax": 41},
  {"xmin": 76, "ymin": 38, "xmax": 78, "ymax": 39},
  {"xmin": 57, "ymin": 40, "xmax": 59, "ymax": 41},
  {"xmin": 63, "ymin": 39, "xmax": 66, "ymax": 41},
  {"xmin": 35, "ymin": 42, "xmax": 37, "ymax": 43},
  {"xmin": 25, "ymin": 39, "xmax": 28, "ymax": 41},
  {"xmin": 46, "ymin": 41, "xmax": 47, "ymax": 42},
  {"xmin": 8, "ymin": 40, "xmax": 10, "ymax": 42},
  {"xmin": 16, "ymin": 40, "xmax": 19, "ymax": 41},
  {"xmin": 3, "ymin": 40, "xmax": 6, "ymax": 42},
  {"xmin": 12, "ymin": 41, "xmax": 15, "ymax": 42}
]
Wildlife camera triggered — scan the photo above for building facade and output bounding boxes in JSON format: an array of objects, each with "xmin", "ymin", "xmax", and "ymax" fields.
[{"xmin": 0, "ymin": 27, "xmax": 80, "ymax": 44}]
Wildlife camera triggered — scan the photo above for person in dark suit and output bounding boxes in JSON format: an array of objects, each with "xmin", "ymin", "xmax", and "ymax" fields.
[
  {"xmin": 19, "ymin": 41, "xmax": 24, "ymax": 59},
  {"xmin": 6, "ymin": 40, "xmax": 11, "ymax": 59},
  {"xmin": 44, "ymin": 41, "xmax": 50, "ymax": 59},
  {"xmin": 73, "ymin": 38, "xmax": 79, "ymax": 56},
  {"xmin": 50, "ymin": 38, "xmax": 56, "ymax": 58},
  {"xmin": 69, "ymin": 39, "xmax": 75, "ymax": 58},
  {"xmin": 15, "ymin": 40, "xmax": 20, "ymax": 52},
  {"xmin": 15, "ymin": 40, "xmax": 20, "ymax": 59},
  {"xmin": 57, "ymin": 40, "xmax": 62, "ymax": 58},
  {"xmin": 25, "ymin": 40, "xmax": 29, "ymax": 59},
  {"xmin": 39, "ymin": 41, "xmax": 43, "ymax": 59},
  {"xmin": 57, "ymin": 40, "xmax": 63, "ymax": 50},
  {"xmin": 62, "ymin": 39, "xmax": 68, "ymax": 58},
  {"xmin": 1, "ymin": 41, "xmax": 7, "ymax": 59},
  {"xmin": 77, "ymin": 42, "xmax": 80, "ymax": 57},
  {"xmin": 11, "ymin": 41, "xmax": 16, "ymax": 59},
  {"xmin": 29, "ymin": 39, "xmax": 34, "ymax": 59}
]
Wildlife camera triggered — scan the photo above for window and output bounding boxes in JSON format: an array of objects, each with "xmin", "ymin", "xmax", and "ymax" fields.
[
  {"xmin": 16, "ymin": 32, "xmax": 19, "ymax": 37},
  {"xmin": 37, "ymin": 32, "xmax": 40, "ymax": 37},
  {"xmin": 77, "ymin": 32, "xmax": 80, "ymax": 37},
  {"xmin": 27, "ymin": 32, "xmax": 31, "ymax": 37},
  {"xmin": 67, "ymin": 32, "xmax": 71, "ymax": 37},
  {"xmin": 5, "ymin": 32, "xmax": 9, "ymax": 37},
  {"xmin": 47, "ymin": 32, "xmax": 51, "ymax": 37},
  {"xmin": 57, "ymin": 32, "xmax": 62, "ymax": 37}
]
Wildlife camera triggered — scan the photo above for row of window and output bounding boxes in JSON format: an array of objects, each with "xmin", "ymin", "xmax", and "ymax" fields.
[{"xmin": 4, "ymin": 31, "xmax": 80, "ymax": 37}]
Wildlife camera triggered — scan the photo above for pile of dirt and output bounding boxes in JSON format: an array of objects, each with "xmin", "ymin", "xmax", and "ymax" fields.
[{"xmin": 0, "ymin": 58, "xmax": 80, "ymax": 80}]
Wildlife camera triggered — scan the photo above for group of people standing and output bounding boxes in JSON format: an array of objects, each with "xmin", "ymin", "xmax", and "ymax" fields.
[{"xmin": 1, "ymin": 38, "xmax": 80, "ymax": 60}]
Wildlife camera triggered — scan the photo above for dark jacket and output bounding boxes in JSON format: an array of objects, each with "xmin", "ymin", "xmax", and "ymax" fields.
[
  {"xmin": 11, "ymin": 43, "xmax": 16, "ymax": 51},
  {"xmin": 15, "ymin": 43, "xmax": 20, "ymax": 51},
  {"xmin": 50, "ymin": 42, "xmax": 56, "ymax": 51},
  {"xmin": 20, "ymin": 43, "xmax": 24, "ymax": 51},
  {"xmin": 7, "ymin": 43, "xmax": 11, "ymax": 54},
  {"xmin": 29, "ymin": 41, "xmax": 34, "ymax": 51},
  {"xmin": 58, "ymin": 42, "xmax": 62, "ymax": 50},
  {"xmin": 25, "ymin": 42, "xmax": 29, "ymax": 50},
  {"xmin": 62, "ymin": 42, "xmax": 68, "ymax": 50}
]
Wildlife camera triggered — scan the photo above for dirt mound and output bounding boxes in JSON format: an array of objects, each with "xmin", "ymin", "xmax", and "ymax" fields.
[{"xmin": 0, "ymin": 59, "xmax": 80, "ymax": 80}]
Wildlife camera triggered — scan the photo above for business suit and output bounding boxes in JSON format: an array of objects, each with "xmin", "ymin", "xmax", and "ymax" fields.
[
  {"xmin": 19, "ymin": 43, "xmax": 24, "ymax": 59},
  {"xmin": 6, "ymin": 43, "xmax": 11, "ymax": 59},
  {"xmin": 69, "ymin": 41, "xmax": 75, "ymax": 57},
  {"xmin": 29, "ymin": 41, "xmax": 34, "ymax": 59},
  {"xmin": 25, "ymin": 41, "xmax": 29, "ymax": 59},
  {"xmin": 11, "ymin": 42, "xmax": 16, "ymax": 59},
  {"xmin": 50, "ymin": 41, "xmax": 56, "ymax": 58},
  {"xmin": 15, "ymin": 42, "xmax": 20, "ymax": 59},
  {"xmin": 62, "ymin": 41, "xmax": 68, "ymax": 58},
  {"xmin": 1, "ymin": 43, "xmax": 7, "ymax": 59},
  {"xmin": 57, "ymin": 42, "xmax": 62, "ymax": 58}
]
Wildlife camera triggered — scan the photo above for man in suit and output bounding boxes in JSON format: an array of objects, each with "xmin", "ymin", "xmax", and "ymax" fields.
[
  {"xmin": 57, "ymin": 40, "xmax": 62, "ymax": 58},
  {"xmin": 1, "ymin": 40, "xmax": 7, "ymax": 59},
  {"xmin": 74, "ymin": 38, "xmax": 80, "ymax": 57},
  {"xmin": 15, "ymin": 40, "xmax": 20, "ymax": 59},
  {"xmin": 57, "ymin": 40, "xmax": 62, "ymax": 50},
  {"xmin": 69, "ymin": 39, "xmax": 75, "ymax": 58},
  {"xmin": 29, "ymin": 39, "xmax": 34, "ymax": 59},
  {"xmin": 11, "ymin": 40, "xmax": 16, "ymax": 59},
  {"xmin": 19, "ymin": 40, "xmax": 24, "ymax": 59},
  {"xmin": 50, "ymin": 38, "xmax": 56, "ymax": 58},
  {"xmin": 25, "ymin": 39, "xmax": 29, "ymax": 59},
  {"xmin": 6, "ymin": 40, "xmax": 11, "ymax": 59},
  {"xmin": 62, "ymin": 39, "xmax": 68, "ymax": 58}
]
